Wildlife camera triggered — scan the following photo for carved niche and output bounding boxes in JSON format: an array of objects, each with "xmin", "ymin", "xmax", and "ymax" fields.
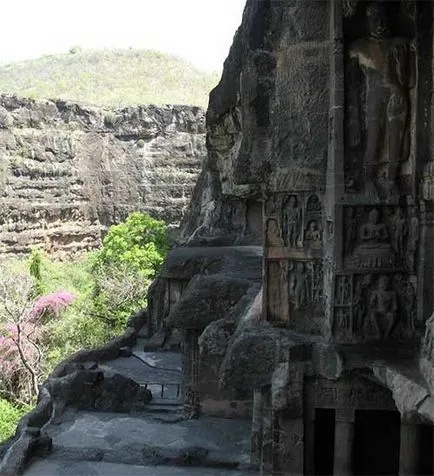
[
  {"xmin": 333, "ymin": 272, "xmax": 416, "ymax": 343},
  {"xmin": 342, "ymin": 205, "xmax": 418, "ymax": 271},
  {"xmin": 344, "ymin": 1, "xmax": 416, "ymax": 198},
  {"xmin": 266, "ymin": 259, "xmax": 323, "ymax": 328},
  {"xmin": 264, "ymin": 193, "xmax": 323, "ymax": 256}
]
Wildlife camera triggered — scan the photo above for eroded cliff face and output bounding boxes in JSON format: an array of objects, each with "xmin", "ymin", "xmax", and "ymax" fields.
[
  {"xmin": 154, "ymin": 2, "xmax": 434, "ymax": 468},
  {"xmin": 0, "ymin": 95, "xmax": 205, "ymax": 255},
  {"xmin": 179, "ymin": 0, "xmax": 330, "ymax": 246}
]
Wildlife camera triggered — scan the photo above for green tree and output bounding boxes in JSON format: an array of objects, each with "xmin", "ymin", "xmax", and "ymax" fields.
[
  {"xmin": 89, "ymin": 212, "xmax": 170, "ymax": 332},
  {"xmin": 29, "ymin": 249, "xmax": 45, "ymax": 297},
  {"xmin": 93, "ymin": 212, "xmax": 169, "ymax": 276}
]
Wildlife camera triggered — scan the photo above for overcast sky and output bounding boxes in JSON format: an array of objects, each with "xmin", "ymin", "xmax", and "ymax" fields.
[{"xmin": 0, "ymin": 0, "xmax": 246, "ymax": 72}]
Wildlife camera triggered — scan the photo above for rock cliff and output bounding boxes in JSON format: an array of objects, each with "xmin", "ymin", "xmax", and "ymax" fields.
[
  {"xmin": 0, "ymin": 95, "xmax": 205, "ymax": 255},
  {"xmin": 4, "ymin": 1, "xmax": 434, "ymax": 475}
]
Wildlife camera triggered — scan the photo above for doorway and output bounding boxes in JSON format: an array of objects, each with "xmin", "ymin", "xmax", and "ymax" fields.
[
  {"xmin": 353, "ymin": 410, "xmax": 400, "ymax": 475},
  {"xmin": 314, "ymin": 408, "xmax": 336, "ymax": 475},
  {"xmin": 418, "ymin": 424, "xmax": 433, "ymax": 475}
]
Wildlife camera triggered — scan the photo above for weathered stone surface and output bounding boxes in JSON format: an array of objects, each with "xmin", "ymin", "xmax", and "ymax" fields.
[
  {"xmin": 47, "ymin": 369, "xmax": 152, "ymax": 414},
  {"xmin": 6, "ymin": 0, "xmax": 434, "ymax": 474},
  {"xmin": 167, "ymin": 275, "xmax": 251, "ymax": 330},
  {"xmin": 0, "ymin": 95, "xmax": 205, "ymax": 255}
]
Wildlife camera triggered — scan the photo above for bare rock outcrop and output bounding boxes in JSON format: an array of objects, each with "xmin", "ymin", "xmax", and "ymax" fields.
[{"xmin": 0, "ymin": 95, "xmax": 205, "ymax": 255}]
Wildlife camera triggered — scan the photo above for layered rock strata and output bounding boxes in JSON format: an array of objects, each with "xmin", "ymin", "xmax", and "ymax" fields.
[
  {"xmin": 4, "ymin": 0, "xmax": 434, "ymax": 475},
  {"xmin": 0, "ymin": 95, "xmax": 205, "ymax": 255}
]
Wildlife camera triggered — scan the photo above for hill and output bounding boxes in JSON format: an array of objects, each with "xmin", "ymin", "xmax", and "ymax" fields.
[{"xmin": 0, "ymin": 49, "xmax": 220, "ymax": 108}]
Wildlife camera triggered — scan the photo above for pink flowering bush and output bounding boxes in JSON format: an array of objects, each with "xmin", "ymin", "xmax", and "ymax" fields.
[
  {"xmin": 0, "ymin": 273, "xmax": 76, "ymax": 403},
  {"xmin": 32, "ymin": 291, "xmax": 76, "ymax": 320}
]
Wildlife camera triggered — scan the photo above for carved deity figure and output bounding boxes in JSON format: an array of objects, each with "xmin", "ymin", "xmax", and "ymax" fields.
[
  {"xmin": 283, "ymin": 195, "xmax": 301, "ymax": 248},
  {"xmin": 305, "ymin": 220, "xmax": 322, "ymax": 250},
  {"xmin": 345, "ymin": 208, "xmax": 358, "ymax": 256},
  {"xmin": 336, "ymin": 276, "xmax": 351, "ymax": 306},
  {"xmin": 266, "ymin": 219, "xmax": 284, "ymax": 247},
  {"xmin": 407, "ymin": 207, "xmax": 419, "ymax": 271},
  {"xmin": 391, "ymin": 207, "xmax": 408, "ymax": 256},
  {"xmin": 353, "ymin": 274, "xmax": 373, "ymax": 335},
  {"xmin": 347, "ymin": 2, "xmax": 415, "ymax": 197},
  {"xmin": 360, "ymin": 208, "xmax": 389, "ymax": 246},
  {"xmin": 365, "ymin": 275, "xmax": 397, "ymax": 340},
  {"xmin": 290, "ymin": 262, "xmax": 309, "ymax": 310}
]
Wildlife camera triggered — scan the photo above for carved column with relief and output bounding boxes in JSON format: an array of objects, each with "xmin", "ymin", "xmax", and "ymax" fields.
[
  {"xmin": 399, "ymin": 419, "xmax": 420, "ymax": 475},
  {"xmin": 333, "ymin": 408, "xmax": 355, "ymax": 476}
]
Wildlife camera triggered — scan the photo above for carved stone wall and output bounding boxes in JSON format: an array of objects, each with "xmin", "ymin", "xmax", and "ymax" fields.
[
  {"xmin": 264, "ymin": 192, "xmax": 325, "ymax": 334},
  {"xmin": 323, "ymin": 0, "xmax": 431, "ymax": 344}
]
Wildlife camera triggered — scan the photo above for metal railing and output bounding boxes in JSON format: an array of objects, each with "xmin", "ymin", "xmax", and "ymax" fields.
[{"xmin": 141, "ymin": 382, "xmax": 181, "ymax": 400}]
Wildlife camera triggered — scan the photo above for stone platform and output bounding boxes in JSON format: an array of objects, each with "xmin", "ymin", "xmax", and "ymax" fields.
[{"xmin": 24, "ymin": 409, "xmax": 253, "ymax": 475}]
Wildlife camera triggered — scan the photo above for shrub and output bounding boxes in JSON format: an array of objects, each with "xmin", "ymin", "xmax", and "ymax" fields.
[
  {"xmin": 0, "ymin": 398, "xmax": 31, "ymax": 443},
  {"xmin": 93, "ymin": 211, "xmax": 169, "ymax": 276},
  {"xmin": 89, "ymin": 212, "xmax": 169, "ymax": 332}
]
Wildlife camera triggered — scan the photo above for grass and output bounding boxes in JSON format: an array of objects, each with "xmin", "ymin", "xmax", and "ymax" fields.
[{"xmin": 0, "ymin": 48, "xmax": 220, "ymax": 108}]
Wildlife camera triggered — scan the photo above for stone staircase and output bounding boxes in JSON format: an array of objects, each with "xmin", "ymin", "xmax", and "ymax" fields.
[
  {"xmin": 21, "ymin": 340, "xmax": 256, "ymax": 475},
  {"xmin": 23, "ymin": 405, "xmax": 254, "ymax": 475}
]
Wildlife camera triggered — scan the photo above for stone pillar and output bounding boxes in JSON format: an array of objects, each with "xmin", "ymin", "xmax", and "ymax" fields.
[
  {"xmin": 251, "ymin": 388, "xmax": 264, "ymax": 468},
  {"xmin": 260, "ymin": 386, "xmax": 273, "ymax": 475},
  {"xmin": 399, "ymin": 421, "xmax": 420, "ymax": 476},
  {"xmin": 333, "ymin": 408, "xmax": 354, "ymax": 476},
  {"xmin": 304, "ymin": 407, "xmax": 315, "ymax": 475},
  {"xmin": 182, "ymin": 329, "xmax": 201, "ymax": 418}
]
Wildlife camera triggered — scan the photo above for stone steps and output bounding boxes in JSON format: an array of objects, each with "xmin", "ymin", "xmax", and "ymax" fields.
[
  {"xmin": 23, "ymin": 410, "xmax": 253, "ymax": 476},
  {"xmin": 25, "ymin": 458, "xmax": 253, "ymax": 475}
]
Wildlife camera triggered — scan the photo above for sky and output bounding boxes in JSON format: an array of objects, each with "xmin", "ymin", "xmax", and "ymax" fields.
[{"xmin": 0, "ymin": 0, "xmax": 246, "ymax": 72}]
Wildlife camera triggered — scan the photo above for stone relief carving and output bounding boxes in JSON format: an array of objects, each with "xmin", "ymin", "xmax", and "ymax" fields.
[
  {"xmin": 333, "ymin": 272, "xmax": 415, "ymax": 342},
  {"xmin": 364, "ymin": 275, "xmax": 397, "ymax": 340},
  {"xmin": 422, "ymin": 160, "xmax": 434, "ymax": 200},
  {"xmin": 345, "ymin": 1, "xmax": 416, "ymax": 198},
  {"xmin": 336, "ymin": 275, "xmax": 352, "ymax": 306},
  {"xmin": 289, "ymin": 261, "xmax": 323, "ymax": 310},
  {"xmin": 308, "ymin": 378, "xmax": 396, "ymax": 411},
  {"xmin": 266, "ymin": 259, "xmax": 323, "ymax": 324},
  {"xmin": 304, "ymin": 221, "xmax": 322, "ymax": 250},
  {"xmin": 282, "ymin": 195, "xmax": 302, "ymax": 248},
  {"xmin": 266, "ymin": 218, "xmax": 284, "ymax": 247},
  {"xmin": 264, "ymin": 193, "xmax": 323, "ymax": 252},
  {"xmin": 343, "ymin": 205, "xmax": 418, "ymax": 271},
  {"xmin": 391, "ymin": 207, "xmax": 407, "ymax": 256},
  {"xmin": 303, "ymin": 195, "xmax": 323, "ymax": 251},
  {"xmin": 406, "ymin": 206, "xmax": 419, "ymax": 271},
  {"xmin": 423, "ymin": 316, "xmax": 434, "ymax": 362},
  {"xmin": 348, "ymin": 207, "xmax": 395, "ymax": 269},
  {"xmin": 352, "ymin": 274, "xmax": 373, "ymax": 337}
]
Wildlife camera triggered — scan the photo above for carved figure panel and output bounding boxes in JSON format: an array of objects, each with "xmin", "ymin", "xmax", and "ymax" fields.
[
  {"xmin": 333, "ymin": 272, "xmax": 415, "ymax": 343},
  {"xmin": 264, "ymin": 193, "xmax": 323, "ymax": 254},
  {"xmin": 423, "ymin": 318, "xmax": 434, "ymax": 362},
  {"xmin": 266, "ymin": 219, "xmax": 285, "ymax": 247},
  {"xmin": 307, "ymin": 377, "xmax": 396, "ymax": 411},
  {"xmin": 342, "ymin": 205, "xmax": 417, "ymax": 271},
  {"xmin": 344, "ymin": 1, "xmax": 416, "ymax": 199},
  {"xmin": 282, "ymin": 195, "xmax": 302, "ymax": 248},
  {"xmin": 266, "ymin": 259, "xmax": 323, "ymax": 327}
]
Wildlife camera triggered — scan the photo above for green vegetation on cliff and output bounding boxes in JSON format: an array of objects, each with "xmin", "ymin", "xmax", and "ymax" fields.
[
  {"xmin": 0, "ymin": 48, "xmax": 219, "ymax": 108},
  {"xmin": 0, "ymin": 213, "xmax": 170, "ymax": 435}
]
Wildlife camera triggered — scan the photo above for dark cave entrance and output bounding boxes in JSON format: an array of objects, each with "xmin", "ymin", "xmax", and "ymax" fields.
[
  {"xmin": 314, "ymin": 408, "xmax": 336, "ymax": 475},
  {"xmin": 418, "ymin": 424, "xmax": 434, "ymax": 476},
  {"xmin": 353, "ymin": 409, "xmax": 401, "ymax": 475}
]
